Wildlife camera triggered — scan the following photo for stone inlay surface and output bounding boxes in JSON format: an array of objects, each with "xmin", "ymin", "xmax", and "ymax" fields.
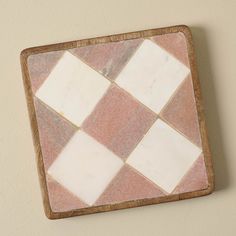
[
  {"xmin": 70, "ymin": 38, "xmax": 143, "ymax": 80},
  {"xmin": 27, "ymin": 32, "xmax": 209, "ymax": 213},
  {"xmin": 116, "ymin": 39, "xmax": 190, "ymax": 113},
  {"xmin": 35, "ymin": 51, "xmax": 110, "ymax": 126},
  {"xmin": 48, "ymin": 131, "xmax": 124, "ymax": 206},
  {"xmin": 82, "ymin": 84, "xmax": 157, "ymax": 159},
  {"xmin": 126, "ymin": 119, "xmax": 201, "ymax": 193},
  {"xmin": 160, "ymin": 74, "xmax": 202, "ymax": 147}
]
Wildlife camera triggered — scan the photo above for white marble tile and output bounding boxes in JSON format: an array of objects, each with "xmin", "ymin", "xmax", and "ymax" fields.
[
  {"xmin": 48, "ymin": 131, "xmax": 124, "ymax": 205},
  {"xmin": 36, "ymin": 51, "xmax": 110, "ymax": 126},
  {"xmin": 116, "ymin": 39, "xmax": 190, "ymax": 113},
  {"xmin": 126, "ymin": 119, "xmax": 201, "ymax": 193}
]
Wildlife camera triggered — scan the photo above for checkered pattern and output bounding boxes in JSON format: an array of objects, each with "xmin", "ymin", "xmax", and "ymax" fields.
[{"xmin": 28, "ymin": 34, "xmax": 208, "ymax": 211}]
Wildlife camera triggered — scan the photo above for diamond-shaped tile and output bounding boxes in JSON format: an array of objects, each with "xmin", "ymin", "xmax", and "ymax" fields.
[
  {"xmin": 48, "ymin": 131, "xmax": 124, "ymax": 206},
  {"xmin": 116, "ymin": 39, "xmax": 190, "ymax": 113},
  {"xmin": 126, "ymin": 119, "xmax": 202, "ymax": 193},
  {"xmin": 36, "ymin": 51, "xmax": 110, "ymax": 126},
  {"xmin": 82, "ymin": 85, "xmax": 157, "ymax": 159}
]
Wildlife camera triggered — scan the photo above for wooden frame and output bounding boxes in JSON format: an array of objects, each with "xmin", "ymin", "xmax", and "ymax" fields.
[{"xmin": 20, "ymin": 25, "xmax": 214, "ymax": 219}]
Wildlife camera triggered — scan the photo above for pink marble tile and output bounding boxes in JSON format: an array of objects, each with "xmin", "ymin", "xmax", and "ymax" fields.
[
  {"xmin": 95, "ymin": 165, "xmax": 165, "ymax": 205},
  {"xmin": 28, "ymin": 51, "xmax": 64, "ymax": 93},
  {"xmin": 34, "ymin": 98, "xmax": 77, "ymax": 170},
  {"xmin": 173, "ymin": 154, "xmax": 208, "ymax": 194},
  {"xmin": 69, "ymin": 39, "xmax": 143, "ymax": 80},
  {"xmin": 46, "ymin": 175, "xmax": 88, "ymax": 212},
  {"xmin": 82, "ymin": 85, "xmax": 157, "ymax": 159},
  {"xmin": 151, "ymin": 32, "xmax": 189, "ymax": 67},
  {"xmin": 160, "ymin": 75, "xmax": 202, "ymax": 147}
]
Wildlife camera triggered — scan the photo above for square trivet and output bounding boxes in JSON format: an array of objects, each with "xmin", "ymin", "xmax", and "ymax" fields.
[{"xmin": 21, "ymin": 25, "xmax": 214, "ymax": 219}]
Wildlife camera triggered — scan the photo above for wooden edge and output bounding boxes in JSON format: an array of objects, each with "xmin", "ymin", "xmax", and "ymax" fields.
[
  {"xmin": 181, "ymin": 26, "xmax": 215, "ymax": 194},
  {"xmin": 20, "ymin": 49, "xmax": 53, "ymax": 219},
  {"xmin": 20, "ymin": 25, "xmax": 214, "ymax": 220}
]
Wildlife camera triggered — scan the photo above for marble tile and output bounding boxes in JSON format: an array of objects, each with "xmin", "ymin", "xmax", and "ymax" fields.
[
  {"xmin": 82, "ymin": 85, "xmax": 157, "ymax": 159},
  {"xmin": 151, "ymin": 32, "xmax": 189, "ymax": 67},
  {"xmin": 126, "ymin": 119, "xmax": 202, "ymax": 193},
  {"xmin": 34, "ymin": 97, "xmax": 77, "ymax": 170},
  {"xmin": 70, "ymin": 39, "xmax": 143, "ymax": 80},
  {"xmin": 116, "ymin": 39, "xmax": 190, "ymax": 113},
  {"xmin": 95, "ymin": 165, "xmax": 165, "ymax": 205},
  {"xmin": 160, "ymin": 75, "xmax": 202, "ymax": 147},
  {"xmin": 46, "ymin": 175, "xmax": 88, "ymax": 212},
  {"xmin": 48, "ymin": 131, "xmax": 124, "ymax": 206},
  {"xmin": 28, "ymin": 51, "xmax": 64, "ymax": 93},
  {"xmin": 36, "ymin": 51, "xmax": 110, "ymax": 127},
  {"xmin": 173, "ymin": 154, "xmax": 208, "ymax": 194}
]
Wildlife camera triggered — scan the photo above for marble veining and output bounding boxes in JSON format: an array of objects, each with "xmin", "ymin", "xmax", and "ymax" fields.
[
  {"xmin": 35, "ymin": 51, "xmax": 110, "ymax": 126},
  {"xmin": 48, "ymin": 131, "xmax": 124, "ymax": 206},
  {"xmin": 116, "ymin": 39, "xmax": 190, "ymax": 113},
  {"xmin": 126, "ymin": 119, "xmax": 202, "ymax": 193},
  {"xmin": 70, "ymin": 38, "xmax": 143, "ymax": 80}
]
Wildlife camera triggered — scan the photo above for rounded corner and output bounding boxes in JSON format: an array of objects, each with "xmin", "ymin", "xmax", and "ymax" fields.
[
  {"xmin": 178, "ymin": 25, "xmax": 193, "ymax": 39},
  {"xmin": 45, "ymin": 209, "xmax": 59, "ymax": 220},
  {"xmin": 206, "ymin": 181, "xmax": 215, "ymax": 195},
  {"xmin": 20, "ymin": 48, "xmax": 32, "ymax": 63}
]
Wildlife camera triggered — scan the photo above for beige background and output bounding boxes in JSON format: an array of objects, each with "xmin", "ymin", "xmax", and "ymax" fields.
[{"xmin": 0, "ymin": 0, "xmax": 235, "ymax": 235}]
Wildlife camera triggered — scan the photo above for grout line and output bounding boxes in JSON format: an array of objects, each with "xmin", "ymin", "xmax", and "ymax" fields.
[
  {"xmin": 68, "ymin": 38, "xmax": 144, "ymax": 83},
  {"xmin": 33, "ymin": 51, "xmax": 66, "ymax": 94},
  {"xmin": 123, "ymin": 114, "xmax": 158, "ymax": 162},
  {"xmin": 68, "ymin": 50, "xmax": 114, "ymax": 83},
  {"xmin": 114, "ymin": 83, "xmax": 158, "ymax": 117},
  {"xmin": 110, "ymin": 38, "xmax": 144, "ymax": 80},
  {"xmin": 158, "ymin": 73, "xmax": 190, "ymax": 114},
  {"xmin": 46, "ymin": 173, "xmax": 89, "ymax": 207},
  {"xmin": 127, "ymin": 164, "xmax": 169, "ymax": 195},
  {"xmin": 170, "ymin": 152, "xmax": 206, "ymax": 194},
  {"xmin": 92, "ymin": 164, "xmax": 125, "ymax": 206},
  {"xmin": 159, "ymin": 116, "xmax": 202, "ymax": 149},
  {"xmin": 93, "ymin": 163, "xmax": 168, "ymax": 207},
  {"xmin": 34, "ymin": 96, "xmax": 80, "ymax": 130},
  {"xmin": 81, "ymin": 125, "xmax": 126, "ymax": 163},
  {"xmin": 149, "ymin": 35, "xmax": 190, "ymax": 69}
]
